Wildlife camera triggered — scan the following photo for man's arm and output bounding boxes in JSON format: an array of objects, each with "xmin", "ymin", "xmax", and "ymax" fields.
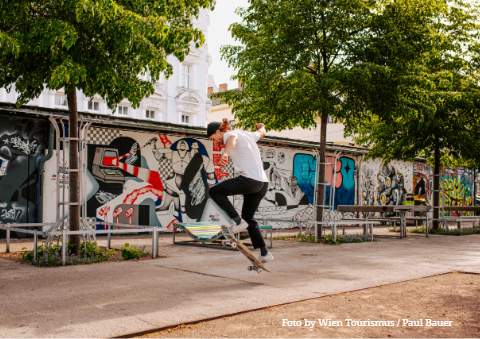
[
  {"xmin": 219, "ymin": 134, "xmax": 237, "ymax": 168},
  {"xmin": 255, "ymin": 123, "xmax": 266, "ymax": 140}
]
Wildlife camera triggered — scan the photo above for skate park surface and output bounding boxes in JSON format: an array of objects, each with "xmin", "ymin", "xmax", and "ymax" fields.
[{"xmin": 1, "ymin": 228, "xmax": 479, "ymax": 338}]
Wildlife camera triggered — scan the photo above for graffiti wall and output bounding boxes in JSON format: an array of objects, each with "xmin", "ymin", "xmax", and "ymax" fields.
[
  {"xmin": 441, "ymin": 167, "xmax": 474, "ymax": 216},
  {"xmin": 360, "ymin": 158, "xmax": 413, "ymax": 216},
  {"xmin": 37, "ymin": 124, "xmax": 476, "ymax": 230},
  {"xmin": 413, "ymin": 163, "xmax": 433, "ymax": 205},
  {"xmin": 0, "ymin": 117, "xmax": 47, "ymax": 236},
  {"xmin": 235, "ymin": 149, "xmax": 357, "ymax": 227},
  {"xmin": 41, "ymin": 128, "xmax": 360, "ymax": 230}
]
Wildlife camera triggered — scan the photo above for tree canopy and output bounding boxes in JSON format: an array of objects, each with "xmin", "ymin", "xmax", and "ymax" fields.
[
  {"xmin": 0, "ymin": 0, "xmax": 215, "ymax": 252},
  {"xmin": 215, "ymin": 0, "xmax": 480, "ymax": 223},
  {"xmin": 342, "ymin": 0, "xmax": 480, "ymax": 170},
  {"xmin": 0, "ymin": 0, "xmax": 215, "ymax": 108}
]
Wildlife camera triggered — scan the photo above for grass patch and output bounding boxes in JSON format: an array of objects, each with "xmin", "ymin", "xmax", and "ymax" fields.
[
  {"xmin": 389, "ymin": 225, "xmax": 480, "ymax": 236},
  {"xmin": 273, "ymin": 234, "xmax": 315, "ymax": 242},
  {"xmin": 430, "ymin": 227, "xmax": 480, "ymax": 236},
  {"xmin": 322, "ymin": 234, "xmax": 375, "ymax": 245},
  {"xmin": 20, "ymin": 241, "xmax": 150, "ymax": 267},
  {"xmin": 274, "ymin": 233, "xmax": 375, "ymax": 245}
]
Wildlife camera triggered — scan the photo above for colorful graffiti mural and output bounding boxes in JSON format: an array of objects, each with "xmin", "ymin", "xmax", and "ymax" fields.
[
  {"xmin": 413, "ymin": 163, "xmax": 433, "ymax": 204},
  {"xmin": 441, "ymin": 167, "xmax": 474, "ymax": 216},
  {"xmin": 0, "ymin": 117, "xmax": 47, "ymax": 236},
  {"xmin": 360, "ymin": 159, "xmax": 413, "ymax": 217}
]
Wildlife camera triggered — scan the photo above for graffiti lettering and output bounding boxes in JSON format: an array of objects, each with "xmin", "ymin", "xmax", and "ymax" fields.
[
  {"xmin": 7, "ymin": 136, "xmax": 38, "ymax": 155},
  {"xmin": 1, "ymin": 208, "xmax": 21, "ymax": 221},
  {"xmin": 189, "ymin": 167, "xmax": 206, "ymax": 206},
  {"xmin": 95, "ymin": 190, "xmax": 118, "ymax": 204}
]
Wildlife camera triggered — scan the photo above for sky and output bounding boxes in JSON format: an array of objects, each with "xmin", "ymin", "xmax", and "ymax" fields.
[{"xmin": 207, "ymin": 0, "xmax": 250, "ymax": 91}]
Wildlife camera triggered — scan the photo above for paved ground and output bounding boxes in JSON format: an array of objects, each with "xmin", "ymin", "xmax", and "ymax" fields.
[{"xmin": 0, "ymin": 228, "xmax": 479, "ymax": 338}]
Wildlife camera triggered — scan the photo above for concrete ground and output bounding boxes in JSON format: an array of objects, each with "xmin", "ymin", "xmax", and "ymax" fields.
[{"xmin": 0, "ymin": 227, "xmax": 479, "ymax": 338}]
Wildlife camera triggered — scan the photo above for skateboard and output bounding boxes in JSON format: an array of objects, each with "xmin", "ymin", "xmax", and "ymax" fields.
[{"xmin": 220, "ymin": 225, "xmax": 271, "ymax": 274}]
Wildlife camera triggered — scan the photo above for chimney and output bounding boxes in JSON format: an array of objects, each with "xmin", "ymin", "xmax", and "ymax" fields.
[
  {"xmin": 238, "ymin": 80, "xmax": 243, "ymax": 88},
  {"xmin": 219, "ymin": 83, "xmax": 228, "ymax": 92},
  {"xmin": 208, "ymin": 87, "xmax": 213, "ymax": 94}
]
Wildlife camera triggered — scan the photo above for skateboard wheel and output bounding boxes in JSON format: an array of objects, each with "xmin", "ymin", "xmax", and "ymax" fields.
[
  {"xmin": 231, "ymin": 243, "xmax": 237, "ymax": 248},
  {"xmin": 257, "ymin": 268, "xmax": 263, "ymax": 274},
  {"xmin": 248, "ymin": 266, "xmax": 254, "ymax": 271}
]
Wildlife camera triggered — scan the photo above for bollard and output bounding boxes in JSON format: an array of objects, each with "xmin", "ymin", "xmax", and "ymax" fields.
[
  {"xmin": 152, "ymin": 227, "xmax": 158, "ymax": 259},
  {"xmin": 6, "ymin": 229, "xmax": 10, "ymax": 253},
  {"xmin": 107, "ymin": 223, "xmax": 112, "ymax": 250},
  {"xmin": 33, "ymin": 230, "xmax": 38, "ymax": 264},
  {"xmin": 62, "ymin": 229, "xmax": 67, "ymax": 266}
]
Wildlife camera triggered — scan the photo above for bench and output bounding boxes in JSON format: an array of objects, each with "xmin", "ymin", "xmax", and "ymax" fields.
[
  {"xmin": 337, "ymin": 205, "xmax": 431, "ymax": 238},
  {"xmin": 435, "ymin": 206, "xmax": 480, "ymax": 234}
]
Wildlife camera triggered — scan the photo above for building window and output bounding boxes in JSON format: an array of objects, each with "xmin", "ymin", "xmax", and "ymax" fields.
[
  {"xmin": 146, "ymin": 110, "xmax": 155, "ymax": 119},
  {"xmin": 55, "ymin": 96, "xmax": 68, "ymax": 107},
  {"xmin": 230, "ymin": 120, "xmax": 236, "ymax": 129},
  {"xmin": 88, "ymin": 101, "xmax": 99, "ymax": 111},
  {"xmin": 181, "ymin": 115, "xmax": 190, "ymax": 124},
  {"xmin": 327, "ymin": 115, "xmax": 333, "ymax": 124},
  {"xmin": 182, "ymin": 65, "xmax": 190, "ymax": 89},
  {"xmin": 118, "ymin": 105, "xmax": 128, "ymax": 115}
]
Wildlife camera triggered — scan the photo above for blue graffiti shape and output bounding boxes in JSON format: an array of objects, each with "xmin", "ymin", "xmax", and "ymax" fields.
[
  {"xmin": 335, "ymin": 157, "xmax": 355, "ymax": 208},
  {"xmin": 293, "ymin": 154, "xmax": 317, "ymax": 204}
]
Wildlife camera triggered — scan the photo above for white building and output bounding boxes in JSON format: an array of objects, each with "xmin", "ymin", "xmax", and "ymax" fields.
[{"xmin": 0, "ymin": 8, "xmax": 213, "ymax": 128}]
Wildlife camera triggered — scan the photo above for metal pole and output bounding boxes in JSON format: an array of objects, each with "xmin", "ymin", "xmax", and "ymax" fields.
[
  {"xmin": 152, "ymin": 227, "xmax": 158, "ymax": 259},
  {"xmin": 107, "ymin": 223, "xmax": 112, "ymax": 249},
  {"xmin": 333, "ymin": 222, "xmax": 337, "ymax": 242},
  {"xmin": 6, "ymin": 228, "xmax": 10, "ymax": 253},
  {"xmin": 62, "ymin": 229, "xmax": 67, "ymax": 266},
  {"xmin": 33, "ymin": 230, "xmax": 38, "ymax": 264}
]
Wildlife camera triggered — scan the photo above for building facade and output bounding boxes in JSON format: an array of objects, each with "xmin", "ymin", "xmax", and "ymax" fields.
[
  {"xmin": 0, "ymin": 9, "xmax": 213, "ymax": 128},
  {"xmin": 0, "ymin": 104, "xmax": 476, "ymax": 238}
]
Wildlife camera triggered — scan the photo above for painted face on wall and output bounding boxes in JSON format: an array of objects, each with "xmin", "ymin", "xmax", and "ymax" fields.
[{"xmin": 178, "ymin": 141, "xmax": 188, "ymax": 158}]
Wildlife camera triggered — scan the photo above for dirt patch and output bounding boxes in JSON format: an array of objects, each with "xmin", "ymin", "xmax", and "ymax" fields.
[{"xmin": 139, "ymin": 272, "xmax": 480, "ymax": 338}]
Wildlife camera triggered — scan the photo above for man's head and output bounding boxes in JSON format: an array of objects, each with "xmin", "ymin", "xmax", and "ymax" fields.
[{"xmin": 207, "ymin": 119, "xmax": 232, "ymax": 144}]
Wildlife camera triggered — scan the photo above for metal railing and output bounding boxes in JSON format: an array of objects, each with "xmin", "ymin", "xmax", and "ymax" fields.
[
  {"xmin": 0, "ymin": 222, "xmax": 164, "ymax": 265},
  {"xmin": 260, "ymin": 218, "xmax": 378, "ymax": 243}
]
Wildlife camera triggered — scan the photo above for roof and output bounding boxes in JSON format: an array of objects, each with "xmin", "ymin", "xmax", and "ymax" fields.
[{"xmin": 0, "ymin": 102, "xmax": 370, "ymax": 154}]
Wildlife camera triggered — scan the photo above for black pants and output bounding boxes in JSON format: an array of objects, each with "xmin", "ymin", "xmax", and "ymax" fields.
[{"xmin": 209, "ymin": 176, "xmax": 269, "ymax": 249}]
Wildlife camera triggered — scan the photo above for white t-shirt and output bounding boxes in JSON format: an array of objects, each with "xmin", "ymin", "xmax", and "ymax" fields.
[{"xmin": 223, "ymin": 130, "xmax": 269, "ymax": 183}]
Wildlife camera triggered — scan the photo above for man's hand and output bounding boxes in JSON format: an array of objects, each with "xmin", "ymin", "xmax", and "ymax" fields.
[
  {"xmin": 255, "ymin": 122, "xmax": 266, "ymax": 139},
  {"xmin": 219, "ymin": 153, "xmax": 229, "ymax": 168}
]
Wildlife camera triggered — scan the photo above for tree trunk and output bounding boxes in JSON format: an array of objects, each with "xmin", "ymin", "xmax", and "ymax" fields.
[
  {"xmin": 66, "ymin": 88, "xmax": 80, "ymax": 255},
  {"xmin": 433, "ymin": 143, "xmax": 440, "ymax": 230},
  {"xmin": 316, "ymin": 108, "xmax": 329, "ymax": 231}
]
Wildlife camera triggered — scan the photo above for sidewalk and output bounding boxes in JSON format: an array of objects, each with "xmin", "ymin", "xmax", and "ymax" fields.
[{"xmin": 0, "ymin": 231, "xmax": 479, "ymax": 338}]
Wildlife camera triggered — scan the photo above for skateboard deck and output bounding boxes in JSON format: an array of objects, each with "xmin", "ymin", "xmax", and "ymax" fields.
[{"xmin": 220, "ymin": 225, "xmax": 271, "ymax": 274}]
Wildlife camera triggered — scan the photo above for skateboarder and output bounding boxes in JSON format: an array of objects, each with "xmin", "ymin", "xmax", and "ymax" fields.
[{"xmin": 207, "ymin": 119, "xmax": 274, "ymax": 264}]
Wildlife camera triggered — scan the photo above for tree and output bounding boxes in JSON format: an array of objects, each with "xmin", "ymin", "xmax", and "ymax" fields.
[
  {"xmin": 342, "ymin": 0, "xmax": 480, "ymax": 229},
  {"xmin": 0, "ymin": 0, "xmax": 215, "ymax": 253},
  {"xmin": 214, "ymin": 0, "xmax": 462, "ymax": 227}
]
